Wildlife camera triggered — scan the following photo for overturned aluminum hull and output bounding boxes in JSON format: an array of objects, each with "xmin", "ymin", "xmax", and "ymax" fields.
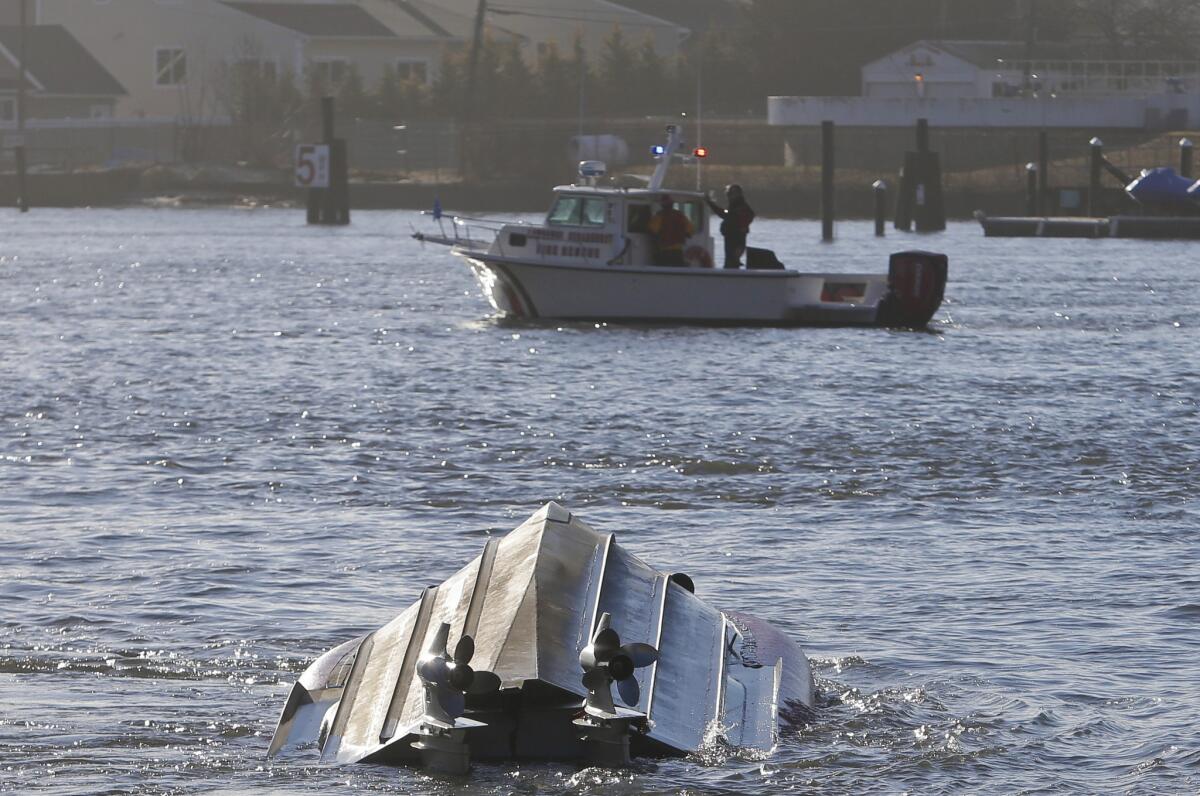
[{"xmin": 268, "ymin": 503, "xmax": 817, "ymax": 771}]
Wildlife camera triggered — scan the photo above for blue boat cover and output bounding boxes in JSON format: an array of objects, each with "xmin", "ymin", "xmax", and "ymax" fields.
[{"xmin": 1126, "ymin": 167, "xmax": 1200, "ymax": 206}]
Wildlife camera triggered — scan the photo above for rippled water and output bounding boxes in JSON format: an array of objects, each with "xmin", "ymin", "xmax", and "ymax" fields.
[{"xmin": 1, "ymin": 208, "xmax": 1197, "ymax": 794}]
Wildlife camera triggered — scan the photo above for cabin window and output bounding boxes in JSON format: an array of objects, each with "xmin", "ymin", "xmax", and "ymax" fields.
[
  {"xmin": 626, "ymin": 204, "xmax": 652, "ymax": 233},
  {"xmin": 547, "ymin": 196, "xmax": 582, "ymax": 225},
  {"xmin": 582, "ymin": 198, "xmax": 606, "ymax": 225},
  {"xmin": 629, "ymin": 200, "xmax": 701, "ymax": 232},
  {"xmin": 547, "ymin": 196, "xmax": 607, "ymax": 226},
  {"xmin": 677, "ymin": 201, "xmax": 702, "ymax": 229}
]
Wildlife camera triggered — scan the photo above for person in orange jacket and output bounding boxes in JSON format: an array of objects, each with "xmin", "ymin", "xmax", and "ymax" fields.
[
  {"xmin": 647, "ymin": 194, "xmax": 695, "ymax": 267},
  {"xmin": 707, "ymin": 184, "xmax": 755, "ymax": 268}
]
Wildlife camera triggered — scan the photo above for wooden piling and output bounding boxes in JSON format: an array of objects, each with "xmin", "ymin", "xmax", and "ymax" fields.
[
  {"xmin": 15, "ymin": 0, "xmax": 28, "ymax": 213},
  {"xmin": 1037, "ymin": 130, "xmax": 1048, "ymax": 209},
  {"xmin": 872, "ymin": 180, "xmax": 887, "ymax": 236},
  {"xmin": 821, "ymin": 120, "xmax": 834, "ymax": 242},
  {"xmin": 1180, "ymin": 138, "xmax": 1194, "ymax": 180},
  {"xmin": 1025, "ymin": 163, "xmax": 1039, "ymax": 216},
  {"xmin": 307, "ymin": 97, "xmax": 350, "ymax": 225},
  {"xmin": 895, "ymin": 165, "xmax": 913, "ymax": 232},
  {"xmin": 894, "ymin": 118, "xmax": 944, "ymax": 232},
  {"xmin": 1088, "ymin": 137, "xmax": 1103, "ymax": 218}
]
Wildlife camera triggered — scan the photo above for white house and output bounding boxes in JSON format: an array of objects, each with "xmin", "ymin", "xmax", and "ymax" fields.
[
  {"xmin": 29, "ymin": 0, "xmax": 472, "ymax": 122},
  {"xmin": 0, "ymin": 25, "xmax": 125, "ymax": 124}
]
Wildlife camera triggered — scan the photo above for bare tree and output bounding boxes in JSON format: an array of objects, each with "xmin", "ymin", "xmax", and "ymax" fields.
[{"xmin": 1070, "ymin": 0, "xmax": 1200, "ymax": 58}]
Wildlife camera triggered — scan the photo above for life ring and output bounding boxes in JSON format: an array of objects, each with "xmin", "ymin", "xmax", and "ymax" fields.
[{"xmin": 685, "ymin": 245, "xmax": 714, "ymax": 268}]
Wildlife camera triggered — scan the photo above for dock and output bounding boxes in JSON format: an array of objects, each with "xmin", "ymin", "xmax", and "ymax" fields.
[{"xmin": 976, "ymin": 213, "xmax": 1200, "ymax": 239}]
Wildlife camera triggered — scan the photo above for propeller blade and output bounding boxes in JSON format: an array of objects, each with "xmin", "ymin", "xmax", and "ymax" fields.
[
  {"xmin": 418, "ymin": 656, "xmax": 450, "ymax": 686},
  {"xmin": 427, "ymin": 622, "xmax": 451, "ymax": 658},
  {"xmin": 620, "ymin": 642, "xmax": 660, "ymax": 668},
  {"xmin": 467, "ymin": 670, "xmax": 501, "ymax": 695},
  {"xmin": 437, "ymin": 688, "xmax": 466, "ymax": 719},
  {"xmin": 453, "ymin": 635, "xmax": 475, "ymax": 665},
  {"xmin": 448, "ymin": 663, "xmax": 474, "ymax": 692},
  {"xmin": 594, "ymin": 612, "xmax": 612, "ymax": 635},
  {"xmin": 616, "ymin": 674, "xmax": 641, "ymax": 707},
  {"xmin": 592, "ymin": 627, "xmax": 620, "ymax": 661}
]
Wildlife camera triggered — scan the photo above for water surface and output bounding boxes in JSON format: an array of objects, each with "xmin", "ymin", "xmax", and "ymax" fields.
[{"xmin": 1, "ymin": 209, "xmax": 1197, "ymax": 794}]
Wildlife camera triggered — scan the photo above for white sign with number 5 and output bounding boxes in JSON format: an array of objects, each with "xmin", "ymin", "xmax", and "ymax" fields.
[{"xmin": 294, "ymin": 144, "xmax": 330, "ymax": 188}]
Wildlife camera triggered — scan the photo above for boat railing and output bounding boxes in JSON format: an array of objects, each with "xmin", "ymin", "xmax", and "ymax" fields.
[{"xmin": 415, "ymin": 211, "xmax": 516, "ymax": 251}]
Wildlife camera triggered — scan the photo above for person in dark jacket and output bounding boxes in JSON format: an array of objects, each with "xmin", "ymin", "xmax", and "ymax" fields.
[
  {"xmin": 648, "ymin": 194, "xmax": 695, "ymax": 267},
  {"xmin": 706, "ymin": 184, "xmax": 755, "ymax": 269}
]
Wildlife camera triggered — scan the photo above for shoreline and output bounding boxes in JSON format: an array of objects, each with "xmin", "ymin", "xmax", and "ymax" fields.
[{"xmin": 0, "ymin": 171, "xmax": 1037, "ymax": 218}]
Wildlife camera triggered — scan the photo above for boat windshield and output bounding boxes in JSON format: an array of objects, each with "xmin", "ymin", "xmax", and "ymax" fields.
[{"xmin": 547, "ymin": 195, "xmax": 606, "ymax": 226}]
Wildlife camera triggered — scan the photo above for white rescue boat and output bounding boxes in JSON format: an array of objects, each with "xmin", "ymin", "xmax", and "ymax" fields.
[{"xmin": 415, "ymin": 125, "xmax": 948, "ymax": 327}]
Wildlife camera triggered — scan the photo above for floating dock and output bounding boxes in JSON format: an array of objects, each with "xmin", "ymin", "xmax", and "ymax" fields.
[{"xmin": 976, "ymin": 213, "xmax": 1200, "ymax": 239}]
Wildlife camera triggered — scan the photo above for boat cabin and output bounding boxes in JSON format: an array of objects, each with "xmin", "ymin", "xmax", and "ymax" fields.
[{"xmin": 489, "ymin": 186, "xmax": 717, "ymax": 269}]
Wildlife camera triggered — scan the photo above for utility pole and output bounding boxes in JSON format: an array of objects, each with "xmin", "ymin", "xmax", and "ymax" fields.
[
  {"xmin": 16, "ymin": 0, "xmax": 29, "ymax": 212},
  {"xmin": 464, "ymin": 0, "xmax": 487, "ymax": 117},
  {"xmin": 1024, "ymin": 0, "xmax": 1038, "ymax": 93},
  {"xmin": 462, "ymin": 0, "xmax": 487, "ymax": 180}
]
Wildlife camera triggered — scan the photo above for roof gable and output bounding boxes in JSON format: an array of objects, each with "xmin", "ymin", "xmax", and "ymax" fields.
[
  {"xmin": 222, "ymin": 2, "xmax": 399, "ymax": 38},
  {"xmin": 0, "ymin": 25, "xmax": 124, "ymax": 96}
]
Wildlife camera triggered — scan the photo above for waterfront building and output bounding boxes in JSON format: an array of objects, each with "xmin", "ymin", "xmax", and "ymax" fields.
[
  {"xmin": 771, "ymin": 39, "xmax": 1200, "ymax": 130},
  {"xmin": 0, "ymin": 25, "xmax": 125, "ymax": 125}
]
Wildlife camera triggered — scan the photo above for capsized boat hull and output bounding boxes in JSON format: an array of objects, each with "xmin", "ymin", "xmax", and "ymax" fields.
[
  {"xmin": 463, "ymin": 251, "xmax": 947, "ymax": 328},
  {"xmin": 268, "ymin": 503, "xmax": 817, "ymax": 771}
]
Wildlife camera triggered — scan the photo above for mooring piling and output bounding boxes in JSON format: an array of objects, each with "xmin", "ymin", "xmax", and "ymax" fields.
[
  {"xmin": 821, "ymin": 120, "xmax": 834, "ymax": 241},
  {"xmin": 15, "ymin": 0, "xmax": 29, "ymax": 212},
  {"xmin": 1037, "ymin": 130, "xmax": 1049, "ymax": 210},
  {"xmin": 1025, "ymin": 163, "xmax": 1039, "ymax": 216},
  {"xmin": 1180, "ymin": 137, "xmax": 1194, "ymax": 180},
  {"xmin": 306, "ymin": 96, "xmax": 351, "ymax": 225},
  {"xmin": 895, "ymin": 118, "xmax": 945, "ymax": 232},
  {"xmin": 872, "ymin": 180, "xmax": 887, "ymax": 236},
  {"xmin": 1088, "ymin": 137, "xmax": 1104, "ymax": 218}
]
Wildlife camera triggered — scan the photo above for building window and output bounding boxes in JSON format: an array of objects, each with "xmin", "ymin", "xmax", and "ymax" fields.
[
  {"xmin": 395, "ymin": 59, "xmax": 428, "ymax": 84},
  {"xmin": 314, "ymin": 59, "xmax": 350, "ymax": 88},
  {"xmin": 90, "ymin": 104, "xmax": 113, "ymax": 119},
  {"xmin": 155, "ymin": 48, "xmax": 187, "ymax": 86},
  {"xmin": 0, "ymin": 99, "xmax": 14, "ymax": 122}
]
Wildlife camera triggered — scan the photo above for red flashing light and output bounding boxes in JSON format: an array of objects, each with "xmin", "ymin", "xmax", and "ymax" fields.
[{"xmin": 693, "ymin": 146, "xmax": 709, "ymax": 159}]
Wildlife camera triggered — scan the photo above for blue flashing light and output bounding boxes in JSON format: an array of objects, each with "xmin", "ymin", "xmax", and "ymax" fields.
[{"xmin": 650, "ymin": 145, "xmax": 666, "ymax": 156}]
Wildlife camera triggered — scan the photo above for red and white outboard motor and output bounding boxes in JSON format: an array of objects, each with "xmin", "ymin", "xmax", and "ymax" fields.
[{"xmin": 876, "ymin": 250, "xmax": 948, "ymax": 328}]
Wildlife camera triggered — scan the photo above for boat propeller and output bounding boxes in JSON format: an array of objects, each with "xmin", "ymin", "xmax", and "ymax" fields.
[
  {"xmin": 417, "ymin": 623, "xmax": 501, "ymax": 724},
  {"xmin": 579, "ymin": 612, "xmax": 659, "ymax": 716}
]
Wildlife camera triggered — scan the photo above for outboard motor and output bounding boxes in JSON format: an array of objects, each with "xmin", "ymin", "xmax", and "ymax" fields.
[{"xmin": 876, "ymin": 250, "xmax": 948, "ymax": 328}]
